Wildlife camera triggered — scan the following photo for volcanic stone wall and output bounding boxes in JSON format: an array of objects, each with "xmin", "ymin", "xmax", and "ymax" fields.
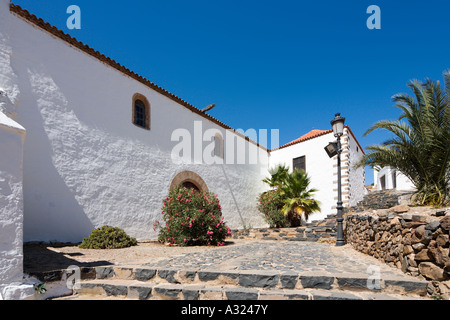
[{"xmin": 345, "ymin": 207, "xmax": 450, "ymax": 298}]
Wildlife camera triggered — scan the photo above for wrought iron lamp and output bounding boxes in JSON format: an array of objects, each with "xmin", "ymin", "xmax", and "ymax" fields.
[{"xmin": 328, "ymin": 113, "xmax": 346, "ymax": 246}]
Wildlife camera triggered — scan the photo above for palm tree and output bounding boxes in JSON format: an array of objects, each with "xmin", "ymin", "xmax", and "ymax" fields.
[
  {"xmin": 358, "ymin": 70, "xmax": 450, "ymax": 206},
  {"xmin": 262, "ymin": 166, "xmax": 321, "ymax": 226},
  {"xmin": 279, "ymin": 169, "xmax": 321, "ymax": 224},
  {"xmin": 262, "ymin": 164, "xmax": 289, "ymax": 189}
]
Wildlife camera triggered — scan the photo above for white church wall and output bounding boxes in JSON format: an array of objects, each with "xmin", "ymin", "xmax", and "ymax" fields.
[
  {"xmin": 0, "ymin": 0, "xmax": 34, "ymax": 300},
  {"xmin": 0, "ymin": 110, "xmax": 34, "ymax": 299},
  {"xmin": 2, "ymin": 6, "xmax": 268, "ymax": 243},
  {"xmin": 269, "ymin": 132, "xmax": 336, "ymax": 221}
]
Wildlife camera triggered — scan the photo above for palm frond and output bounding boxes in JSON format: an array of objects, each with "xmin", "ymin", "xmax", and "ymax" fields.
[{"xmin": 360, "ymin": 71, "xmax": 450, "ymax": 206}]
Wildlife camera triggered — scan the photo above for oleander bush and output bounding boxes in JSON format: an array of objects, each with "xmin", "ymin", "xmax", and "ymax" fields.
[
  {"xmin": 79, "ymin": 225, "xmax": 137, "ymax": 249},
  {"xmin": 155, "ymin": 187, "xmax": 231, "ymax": 246},
  {"xmin": 257, "ymin": 189, "xmax": 288, "ymax": 228}
]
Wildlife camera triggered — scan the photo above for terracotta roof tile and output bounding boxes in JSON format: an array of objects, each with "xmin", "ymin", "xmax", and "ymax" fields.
[
  {"xmin": 273, "ymin": 126, "xmax": 365, "ymax": 154},
  {"xmin": 275, "ymin": 129, "xmax": 332, "ymax": 150}
]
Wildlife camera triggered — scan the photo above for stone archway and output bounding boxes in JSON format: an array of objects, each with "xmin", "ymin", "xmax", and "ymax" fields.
[{"xmin": 169, "ymin": 171, "xmax": 209, "ymax": 192}]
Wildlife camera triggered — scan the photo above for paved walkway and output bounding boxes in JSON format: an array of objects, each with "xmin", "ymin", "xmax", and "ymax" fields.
[
  {"xmin": 39, "ymin": 240, "xmax": 431, "ymax": 300},
  {"xmin": 143, "ymin": 240, "xmax": 413, "ymax": 279}
]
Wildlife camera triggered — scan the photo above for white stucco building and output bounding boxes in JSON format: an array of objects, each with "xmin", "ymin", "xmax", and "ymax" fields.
[
  {"xmin": 0, "ymin": 1, "xmax": 366, "ymax": 299},
  {"xmin": 270, "ymin": 128, "xmax": 365, "ymax": 221},
  {"xmin": 373, "ymin": 166, "xmax": 415, "ymax": 191}
]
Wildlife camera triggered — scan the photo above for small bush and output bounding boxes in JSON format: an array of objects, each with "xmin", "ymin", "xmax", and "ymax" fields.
[
  {"xmin": 79, "ymin": 225, "xmax": 138, "ymax": 249},
  {"xmin": 257, "ymin": 189, "xmax": 289, "ymax": 228},
  {"xmin": 155, "ymin": 187, "xmax": 231, "ymax": 246}
]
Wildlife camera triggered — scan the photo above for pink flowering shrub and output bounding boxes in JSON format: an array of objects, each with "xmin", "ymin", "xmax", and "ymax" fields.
[{"xmin": 155, "ymin": 187, "xmax": 231, "ymax": 246}]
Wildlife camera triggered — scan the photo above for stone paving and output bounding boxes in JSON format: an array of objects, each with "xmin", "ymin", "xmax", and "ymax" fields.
[
  {"xmin": 143, "ymin": 240, "xmax": 411, "ymax": 278},
  {"xmin": 41, "ymin": 240, "xmax": 431, "ymax": 300}
]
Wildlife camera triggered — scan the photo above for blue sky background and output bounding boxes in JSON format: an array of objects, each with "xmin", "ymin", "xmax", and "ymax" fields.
[{"xmin": 12, "ymin": 0, "xmax": 450, "ymax": 184}]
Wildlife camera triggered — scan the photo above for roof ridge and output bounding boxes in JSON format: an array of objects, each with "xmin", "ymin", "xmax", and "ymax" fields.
[
  {"xmin": 274, "ymin": 128, "xmax": 333, "ymax": 150},
  {"xmin": 9, "ymin": 3, "xmax": 268, "ymax": 152},
  {"xmin": 273, "ymin": 126, "xmax": 365, "ymax": 154}
]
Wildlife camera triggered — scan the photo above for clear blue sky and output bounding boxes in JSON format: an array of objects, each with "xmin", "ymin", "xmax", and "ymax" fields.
[{"xmin": 12, "ymin": 0, "xmax": 450, "ymax": 184}]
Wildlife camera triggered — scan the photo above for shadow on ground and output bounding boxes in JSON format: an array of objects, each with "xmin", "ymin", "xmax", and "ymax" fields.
[{"xmin": 24, "ymin": 244, "xmax": 112, "ymax": 274}]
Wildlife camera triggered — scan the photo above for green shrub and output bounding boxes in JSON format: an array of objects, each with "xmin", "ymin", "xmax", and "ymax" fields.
[
  {"xmin": 257, "ymin": 189, "xmax": 289, "ymax": 228},
  {"xmin": 79, "ymin": 225, "xmax": 138, "ymax": 249},
  {"xmin": 154, "ymin": 187, "xmax": 231, "ymax": 246}
]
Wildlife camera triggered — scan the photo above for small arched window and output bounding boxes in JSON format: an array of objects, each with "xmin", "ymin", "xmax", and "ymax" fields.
[
  {"xmin": 132, "ymin": 93, "xmax": 150, "ymax": 130},
  {"xmin": 214, "ymin": 133, "xmax": 224, "ymax": 158}
]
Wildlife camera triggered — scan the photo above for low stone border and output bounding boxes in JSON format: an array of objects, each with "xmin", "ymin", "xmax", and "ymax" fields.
[{"xmin": 232, "ymin": 215, "xmax": 337, "ymax": 242}]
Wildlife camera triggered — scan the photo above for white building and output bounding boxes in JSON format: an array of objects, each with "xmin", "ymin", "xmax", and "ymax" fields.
[
  {"xmin": 373, "ymin": 166, "xmax": 415, "ymax": 191},
  {"xmin": 0, "ymin": 1, "xmax": 366, "ymax": 299},
  {"xmin": 270, "ymin": 128, "xmax": 365, "ymax": 221}
]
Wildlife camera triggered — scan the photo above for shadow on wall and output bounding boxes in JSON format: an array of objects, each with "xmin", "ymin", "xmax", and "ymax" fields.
[
  {"xmin": 220, "ymin": 164, "xmax": 246, "ymax": 228},
  {"xmin": 19, "ymin": 65, "xmax": 94, "ymax": 243}
]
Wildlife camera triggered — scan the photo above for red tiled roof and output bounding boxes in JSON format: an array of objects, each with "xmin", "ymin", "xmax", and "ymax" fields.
[
  {"xmin": 276, "ymin": 129, "xmax": 333, "ymax": 150},
  {"xmin": 274, "ymin": 126, "xmax": 365, "ymax": 154},
  {"xmin": 9, "ymin": 3, "xmax": 268, "ymax": 151}
]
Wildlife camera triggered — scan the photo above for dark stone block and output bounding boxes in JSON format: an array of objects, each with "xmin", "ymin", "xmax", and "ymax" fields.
[
  {"xmin": 337, "ymin": 277, "xmax": 371, "ymax": 291},
  {"xmin": 134, "ymin": 268, "xmax": 157, "ymax": 281},
  {"xmin": 158, "ymin": 269, "xmax": 180, "ymax": 283},
  {"xmin": 425, "ymin": 221, "xmax": 441, "ymax": 232},
  {"xmin": 197, "ymin": 271, "xmax": 221, "ymax": 282},
  {"xmin": 280, "ymin": 272, "xmax": 298, "ymax": 289},
  {"xmin": 239, "ymin": 271, "xmax": 279, "ymax": 288},
  {"xmin": 221, "ymin": 272, "xmax": 240, "ymax": 280},
  {"xmin": 101, "ymin": 284, "xmax": 128, "ymax": 296},
  {"xmin": 129, "ymin": 285, "xmax": 153, "ymax": 300},
  {"xmin": 182, "ymin": 270, "xmax": 197, "ymax": 281},
  {"xmin": 225, "ymin": 288, "xmax": 259, "ymax": 300},
  {"xmin": 154, "ymin": 286, "xmax": 181, "ymax": 299},
  {"xmin": 435, "ymin": 210, "xmax": 446, "ymax": 217},
  {"xmin": 300, "ymin": 275, "xmax": 334, "ymax": 290},
  {"xmin": 95, "ymin": 266, "xmax": 114, "ymax": 279},
  {"xmin": 182, "ymin": 288, "xmax": 199, "ymax": 300}
]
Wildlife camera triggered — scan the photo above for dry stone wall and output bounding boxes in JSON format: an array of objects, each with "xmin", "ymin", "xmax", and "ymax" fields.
[{"xmin": 345, "ymin": 206, "xmax": 450, "ymax": 298}]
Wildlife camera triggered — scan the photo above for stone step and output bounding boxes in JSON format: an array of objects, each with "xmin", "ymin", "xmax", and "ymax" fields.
[
  {"xmin": 49, "ymin": 265, "xmax": 429, "ymax": 299},
  {"xmin": 65, "ymin": 279, "xmax": 428, "ymax": 300}
]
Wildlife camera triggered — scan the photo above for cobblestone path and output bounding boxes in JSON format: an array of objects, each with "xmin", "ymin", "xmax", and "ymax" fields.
[{"xmin": 144, "ymin": 240, "xmax": 410, "ymax": 279}]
